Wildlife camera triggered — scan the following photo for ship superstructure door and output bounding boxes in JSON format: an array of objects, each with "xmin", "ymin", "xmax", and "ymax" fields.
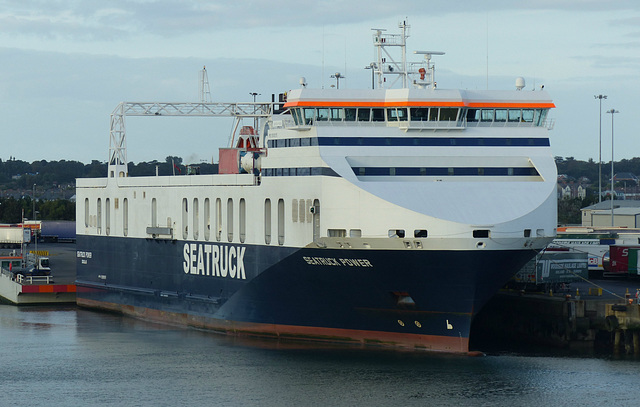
[{"xmin": 312, "ymin": 199, "xmax": 320, "ymax": 242}]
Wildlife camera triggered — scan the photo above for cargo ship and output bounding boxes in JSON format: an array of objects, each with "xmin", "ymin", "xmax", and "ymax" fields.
[{"xmin": 75, "ymin": 23, "xmax": 557, "ymax": 353}]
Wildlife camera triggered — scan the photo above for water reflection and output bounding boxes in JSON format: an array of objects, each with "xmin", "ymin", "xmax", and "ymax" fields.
[{"xmin": 0, "ymin": 304, "xmax": 639, "ymax": 407}]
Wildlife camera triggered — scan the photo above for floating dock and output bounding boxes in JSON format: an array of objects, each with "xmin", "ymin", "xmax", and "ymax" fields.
[{"xmin": 0, "ymin": 269, "xmax": 76, "ymax": 304}]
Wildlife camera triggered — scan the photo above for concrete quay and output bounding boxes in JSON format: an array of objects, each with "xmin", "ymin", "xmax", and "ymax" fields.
[{"xmin": 471, "ymin": 278, "xmax": 640, "ymax": 354}]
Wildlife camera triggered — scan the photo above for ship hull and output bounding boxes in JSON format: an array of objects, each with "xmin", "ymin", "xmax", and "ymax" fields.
[{"xmin": 76, "ymin": 235, "xmax": 537, "ymax": 353}]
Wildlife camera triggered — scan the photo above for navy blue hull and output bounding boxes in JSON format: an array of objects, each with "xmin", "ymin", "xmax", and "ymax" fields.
[{"xmin": 76, "ymin": 236, "xmax": 535, "ymax": 353}]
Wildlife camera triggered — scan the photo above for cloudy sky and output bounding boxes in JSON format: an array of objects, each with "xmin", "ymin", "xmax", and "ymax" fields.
[{"xmin": 1, "ymin": 0, "xmax": 639, "ymax": 164}]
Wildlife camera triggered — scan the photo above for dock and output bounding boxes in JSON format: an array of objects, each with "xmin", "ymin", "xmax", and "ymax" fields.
[
  {"xmin": 0, "ymin": 269, "xmax": 76, "ymax": 304},
  {"xmin": 0, "ymin": 243, "xmax": 77, "ymax": 305},
  {"xmin": 471, "ymin": 278, "xmax": 640, "ymax": 354}
]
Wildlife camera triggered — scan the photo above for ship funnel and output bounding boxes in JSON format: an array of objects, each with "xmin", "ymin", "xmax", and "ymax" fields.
[{"xmin": 515, "ymin": 77, "xmax": 525, "ymax": 91}]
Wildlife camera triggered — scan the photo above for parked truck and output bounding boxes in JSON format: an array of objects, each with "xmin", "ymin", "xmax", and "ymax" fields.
[
  {"xmin": 510, "ymin": 251, "xmax": 588, "ymax": 292},
  {"xmin": 0, "ymin": 225, "xmax": 31, "ymax": 248},
  {"xmin": 40, "ymin": 221, "xmax": 75, "ymax": 243}
]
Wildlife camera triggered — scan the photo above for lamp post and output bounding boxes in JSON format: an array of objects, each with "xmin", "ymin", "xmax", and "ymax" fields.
[
  {"xmin": 330, "ymin": 72, "xmax": 344, "ymax": 89},
  {"xmin": 607, "ymin": 109, "xmax": 619, "ymax": 226},
  {"xmin": 594, "ymin": 95, "xmax": 607, "ymax": 202}
]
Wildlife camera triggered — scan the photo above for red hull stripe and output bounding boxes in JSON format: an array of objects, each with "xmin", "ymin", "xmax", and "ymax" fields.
[
  {"xmin": 77, "ymin": 298, "xmax": 470, "ymax": 354},
  {"xmin": 21, "ymin": 284, "xmax": 76, "ymax": 293}
]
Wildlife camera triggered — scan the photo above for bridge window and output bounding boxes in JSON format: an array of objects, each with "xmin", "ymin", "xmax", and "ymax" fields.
[
  {"xmin": 495, "ymin": 109, "xmax": 508, "ymax": 122},
  {"xmin": 303, "ymin": 108, "xmax": 315, "ymax": 125},
  {"xmin": 522, "ymin": 109, "xmax": 534, "ymax": 122},
  {"xmin": 410, "ymin": 108, "xmax": 429, "ymax": 121},
  {"xmin": 345, "ymin": 108, "xmax": 356, "ymax": 121},
  {"xmin": 508, "ymin": 109, "xmax": 521, "ymax": 122},
  {"xmin": 372, "ymin": 108, "xmax": 385, "ymax": 122},
  {"xmin": 330, "ymin": 108, "xmax": 344, "ymax": 121},
  {"xmin": 316, "ymin": 108, "xmax": 329, "ymax": 121},
  {"xmin": 357, "ymin": 108, "xmax": 371, "ymax": 121},
  {"xmin": 481, "ymin": 109, "xmax": 494, "ymax": 122},
  {"xmin": 439, "ymin": 108, "xmax": 459, "ymax": 121}
]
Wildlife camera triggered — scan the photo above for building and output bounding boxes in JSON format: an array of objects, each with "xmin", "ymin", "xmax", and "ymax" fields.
[{"xmin": 581, "ymin": 201, "xmax": 640, "ymax": 227}]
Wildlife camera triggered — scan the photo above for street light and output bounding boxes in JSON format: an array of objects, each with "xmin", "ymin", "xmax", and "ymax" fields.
[
  {"xmin": 330, "ymin": 72, "xmax": 344, "ymax": 89},
  {"xmin": 607, "ymin": 109, "xmax": 619, "ymax": 226},
  {"xmin": 249, "ymin": 92, "xmax": 260, "ymax": 102},
  {"xmin": 594, "ymin": 95, "xmax": 607, "ymax": 202}
]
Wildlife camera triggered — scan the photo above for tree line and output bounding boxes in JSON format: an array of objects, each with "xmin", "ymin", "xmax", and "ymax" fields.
[{"xmin": 1, "ymin": 155, "xmax": 638, "ymax": 224}]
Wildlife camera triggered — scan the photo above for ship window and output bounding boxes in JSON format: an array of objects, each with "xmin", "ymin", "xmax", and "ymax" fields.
[
  {"xmin": 495, "ymin": 109, "xmax": 507, "ymax": 122},
  {"xmin": 292, "ymin": 199, "xmax": 298, "ymax": 222},
  {"xmin": 239, "ymin": 198, "xmax": 246, "ymax": 243},
  {"xmin": 123, "ymin": 198, "xmax": 128, "ymax": 237},
  {"xmin": 330, "ymin": 108, "xmax": 344, "ymax": 121},
  {"xmin": 303, "ymin": 108, "xmax": 315, "ymax": 125},
  {"xmin": 227, "ymin": 198, "xmax": 233, "ymax": 242},
  {"xmin": 350, "ymin": 229, "xmax": 362, "ymax": 237},
  {"xmin": 204, "ymin": 198, "xmax": 211, "ymax": 241},
  {"xmin": 389, "ymin": 229, "xmax": 405, "ymax": 238},
  {"xmin": 277, "ymin": 199, "xmax": 285, "ymax": 245},
  {"xmin": 387, "ymin": 108, "xmax": 398, "ymax": 121},
  {"xmin": 414, "ymin": 229, "xmax": 428, "ymax": 238},
  {"xmin": 152, "ymin": 198, "xmax": 157, "ymax": 227},
  {"xmin": 345, "ymin": 108, "xmax": 356, "ymax": 121},
  {"xmin": 357, "ymin": 108, "xmax": 370, "ymax": 121},
  {"xmin": 536, "ymin": 229, "xmax": 545, "ymax": 237},
  {"xmin": 193, "ymin": 198, "xmax": 199, "ymax": 240},
  {"xmin": 466, "ymin": 109, "xmax": 480, "ymax": 122},
  {"xmin": 316, "ymin": 108, "xmax": 329, "ymax": 121},
  {"xmin": 328, "ymin": 229, "xmax": 346, "ymax": 237},
  {"xmin": 84, "ymin": 198, "xmax": 89, "ymax": 227},
  {"xmin": 299, "ymin": 199, "xmax": 306, "ymax": 223},
  {"xmin": 372, "ymin": 108, "xmax": 385, "ymax": 122},
  {"xmin": 481, "ymin": 109, "xmax": 494, "ymax": 122},
  {"xmin": 522, "ymin": 109, "xmax": 534, "ymax": 122},
  {"xmin": 264, "ymin": 199, "xmax": 272, "ymax": 244},
  {"xmin": 216, "ymin": 198, "xmax": 222, "ymax": 241},
  {"xmin": 182, "ymin": 198, "xmax": 188, "ymax": 240},
  {"xmin": 524, "ymin": 229, "xmax": 531, "ymax": 238},
  {"xmin": 410, "ymin": 108, "xmax": 429, "ymax": 121},
  {"xmin": 105, "ymin": 198, "xmax": 111, "ymax": 236},
  {"xmin": 439, "ymin": 108, "xmax": 458, "ymax": 121},
  {"xmin": 508, "ymin": 109, "xmax": 521, "ymax": 122},
  {"xmin": 97, "ymin": 198, "xmax": 102, "ymax": 235},
  {"xmin": 473, "ymin": 230, "xmax": 490, "ymax": 238},
  {"xmin": 429, "ymin": 108, "xmax": 438, "ymax": 121}
]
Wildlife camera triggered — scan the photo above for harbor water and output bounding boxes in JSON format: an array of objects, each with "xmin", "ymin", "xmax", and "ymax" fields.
[{"xmin": 1, "ymin": 304, "xmax": 639, "ymax": 407}]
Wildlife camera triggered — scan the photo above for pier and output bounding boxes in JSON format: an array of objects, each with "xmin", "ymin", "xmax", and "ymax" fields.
[{"xmin": 471, "ymin": 278, "xmax": 640, "ymax": 354}]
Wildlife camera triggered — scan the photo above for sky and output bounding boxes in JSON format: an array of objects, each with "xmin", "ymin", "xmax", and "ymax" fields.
[{"xmin": 1, "ymin": 0, "xmax": 639, "ymax": 165}]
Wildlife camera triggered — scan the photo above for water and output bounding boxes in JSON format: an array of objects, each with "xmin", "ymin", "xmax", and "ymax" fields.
[{"xmin": 1, "ymin": 305, "xmax": 639, "ymax": 407}]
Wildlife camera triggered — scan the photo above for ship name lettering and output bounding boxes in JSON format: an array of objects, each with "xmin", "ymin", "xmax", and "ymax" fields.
[
  {"xmin": 303, "ymin": 256, "xmax": 372, "ymax": 267},
  {"xmin": 76, "ymin": 251, "xmax": 92, "ymax": 259},
  {"xmin": 183, "ymin": 243, "xmax": 246, "ymax": 280}
]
